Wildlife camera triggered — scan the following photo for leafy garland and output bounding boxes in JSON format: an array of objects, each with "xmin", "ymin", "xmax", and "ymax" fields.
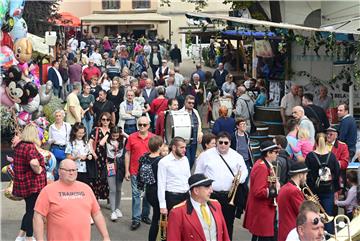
[{"xmin": 294, "ymin": 68, "xmax": 352, "ymax": 87}]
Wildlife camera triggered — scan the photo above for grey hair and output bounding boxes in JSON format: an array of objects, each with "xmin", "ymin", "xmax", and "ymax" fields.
[{"xmin": 54, "ymin": 109, "xmax": 65, "ymax": 117}]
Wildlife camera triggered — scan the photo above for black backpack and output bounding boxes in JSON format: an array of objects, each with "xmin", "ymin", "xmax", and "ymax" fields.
[
  {"xmin": 137, "ymin": 154, "xmax": 159, "ymax": 191},
  {"xmin": 313, "ymin": 152, "xmax": 333, "ymax": 190}
]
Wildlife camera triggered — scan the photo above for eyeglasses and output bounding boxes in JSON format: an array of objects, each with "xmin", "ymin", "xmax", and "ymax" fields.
[
  {"xmin": 101, "ymin": 118, "xmax": 110, "ymax": 122},
  {"xmin": 271, "ymin": 150, "xmax": 279, "ymax": 154},
  {"xmin": 218, "ymin": 141, "xmax": 229, "ymax": 145},
  {"xmin": 138, "ymin": 123, "xmax": 148, "ymax": 127},
  {"xmin": 187, "ymin": 102, "xmax": 195, "ymax": 105},
  {"xmin": 60, "ymin": 168, "xmax": 78, "ymax": 173}
]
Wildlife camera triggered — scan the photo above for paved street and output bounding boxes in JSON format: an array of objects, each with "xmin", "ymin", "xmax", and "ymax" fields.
[{"xmin": 1, "ymin": 181, "xmax": 252, "ymax": 241}]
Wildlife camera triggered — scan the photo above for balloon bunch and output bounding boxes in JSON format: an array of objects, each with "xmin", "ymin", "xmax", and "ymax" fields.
[{"xmin": 1, "ymin": 0, "xmax": 53, "ymax": 127}]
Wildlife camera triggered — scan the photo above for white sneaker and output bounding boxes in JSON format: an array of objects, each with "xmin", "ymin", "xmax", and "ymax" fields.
[
  {"xmin": 115, "ymin": 209, "xmax": 123, "ymax": 218},
  {"xmin": 111, "ymin": 211, "xmax": 118, "ymax": 221},
  {"xmin": 15, "ymin": 237, "xmax": 25, "ymax": 241}
]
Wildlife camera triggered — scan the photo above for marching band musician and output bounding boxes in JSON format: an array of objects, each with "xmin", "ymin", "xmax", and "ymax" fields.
[
  {"xmin": 167, "ymin": 173, "xmax": 230, "ymax": 241},
  {"xmin": 195, "ymin": 132, "xmax": 248, "ymax": 240},
  {"xmin": 157, "ymin": 137, "xmax": 191, "ymax": 216},
  {"xmin": 277, "ymin": 162, "xmax": 309, "ymax": 241},
  {"xmin": 243, "ymin": 140, "xmax": 280, "ymax": 241}
]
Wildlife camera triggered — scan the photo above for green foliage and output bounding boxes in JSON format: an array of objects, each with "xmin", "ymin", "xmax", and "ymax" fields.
[
  {"xmin": 23, "ymin": 0, "xmax": 60, "ymax": 36},
  {"xmin": 42, "ymin": 96, "xmax": 64, "ymax": 125},
  {"xmin": 202, "ymin": 47, "xmax": 210, "ymax": 66}
]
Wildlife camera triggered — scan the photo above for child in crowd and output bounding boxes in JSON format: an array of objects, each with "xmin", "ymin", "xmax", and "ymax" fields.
[
  {"xmin": 65, "ymin": 122, "xmax": 93, "ymax": 185},
  {"xmin": 335, "ymin": 171, "xmax": 358, "ymax": 220},
  {"xmin": 106, "ymin": 126, "xmax": 126, "ymax": 221},
  {"xmin": 290, "ymin": 127, "xmax": 313, "ymax": 158},
  {"xmin": 160, "ymin": 144, "xmax": 169, "ymax": 157}
]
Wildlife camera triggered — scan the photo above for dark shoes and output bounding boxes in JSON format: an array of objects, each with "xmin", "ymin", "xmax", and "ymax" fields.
[
  {"xmin": 130, "ymin": 221, "xmax": 141, "ymax": 230},
  {"xmin": 141, "ymin": 217, "xmax": 152, "ymax": 225}
]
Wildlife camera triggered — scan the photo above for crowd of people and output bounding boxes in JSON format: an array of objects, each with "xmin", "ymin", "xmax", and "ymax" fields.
[{"xmin": 9, "ymin": 34, "xmax": 359, "ymax": 241}]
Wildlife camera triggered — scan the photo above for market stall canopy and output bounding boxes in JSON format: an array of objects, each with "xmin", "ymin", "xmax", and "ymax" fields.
[
  {"xmin": 54, "ymin": 12, "xmax": 81, "ymax": 27},
  {"xmin": 185, "ymin": 12, "xmax": 360, "ymax": 34},
  {"xmin": 80, "ymin": 13, "xmax": 171, "ymax": 25},
  {"xmin": 27, "ymin": 33, "xmax": 49, "ymax": 55}
]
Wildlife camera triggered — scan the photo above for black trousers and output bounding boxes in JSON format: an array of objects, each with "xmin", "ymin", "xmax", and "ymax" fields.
[
  {"xmin": 165, "ymin": 191, "xmax": 189, "ymax": 213},
  {"xmin": 251, "ymin": 235, "xmax": 274, "ymax": 241},
  {"xmin": 211, "ymin": 191, "xmax": 236, "ymax": 241},
  {"xmin": 21, "ymin": 192, "xmax": 39, "ymax": 237},
  {"xmin": 146, "ymin": 185, "xmax": 160, "ymax": 241}
]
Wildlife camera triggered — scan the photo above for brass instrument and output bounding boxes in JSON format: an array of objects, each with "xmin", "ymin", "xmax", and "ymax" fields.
[
  {"xmin": 327, "ymin": 215, "xmax": 360, "ymax": 241},
  {"xmin": 157, "ymin": 213, "xmax": 167, "ymax": 241},
  {"xmin": 268, "ymin": 162, "xmax": 278, "ymax": 207},
  {"xmin": 228, "ymin": 170, "xmax": 241, "ymax": 206},
  {"xmin": 302, "ymin": 183, "xmax": 334, "ymax": 223}
]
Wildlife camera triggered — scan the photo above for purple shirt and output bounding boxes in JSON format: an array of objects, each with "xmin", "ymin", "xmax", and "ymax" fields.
[{"xmin": 68, "ymin": 63, "xmax": 82, "ymax": 83}]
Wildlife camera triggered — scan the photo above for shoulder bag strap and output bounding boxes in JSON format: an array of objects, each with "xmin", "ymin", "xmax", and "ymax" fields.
[
  {"xmin": 218, "ymin": 153, "xmax": 235, "ymax": 177},
  {"xmin": 312, "ymin": 152, "xmax": 323, "ymax": 167},
  {"xmin": 244, "ymin": 100, "xmax": 255, "ymax": 126},
  {"xmin": 93, "ymin": 127, "xmax": 99, "ymax": 151}
]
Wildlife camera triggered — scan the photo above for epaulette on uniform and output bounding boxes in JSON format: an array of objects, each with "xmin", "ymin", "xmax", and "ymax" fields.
[
  {"xmin": 259, "ymin": 161, "xmax": 265, "ymax": 165},
  {"xmin": 173, "ymin": 201, "xmax": 186, "ymax": 209},
  {"xmin": 338, "ymin": 140, "xmax": 346, "ymax": 145}
]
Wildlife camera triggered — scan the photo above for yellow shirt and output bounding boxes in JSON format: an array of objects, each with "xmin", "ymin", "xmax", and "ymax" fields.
[{"xmin": 65, "ymin": 92, "xmax": 82, "ymax": 125}]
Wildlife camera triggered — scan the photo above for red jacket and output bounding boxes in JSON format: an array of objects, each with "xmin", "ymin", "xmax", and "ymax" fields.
[
  {"xmin": 331, "ymin": 140, "xmax": 349, "ymax": 170},
  {"xmin": 167, "ymin": 199, "xmax": 230, "ymax": 241},
  {"xmin": 155, "ymin": 111, "xmax": 165, "ymax": 138},
  {"xmin": 243, "ymin": 159, "xmax": 276, "ymax": 237},
  {"xmin": 277, "ymin": 181, "xmax": 304, "ymax": 241}
]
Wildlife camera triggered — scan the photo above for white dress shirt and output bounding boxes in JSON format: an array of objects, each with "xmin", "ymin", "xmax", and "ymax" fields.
[
  {"xmin": 157, "ymin": 152, "xmax": 191, "ymax": 209},
  {"xmin": 195, "ymin": 147, "xmax": 248, "ymax": 192},
  {"xmin": 48, "ymin": 122, "xmax": 71, "ymax": 146},
  {"xmin": 190, "ymin": 197, "xmax": 216, "ymax": 241},
  {"xmin": 285, "ymin": 228, "xmax": 300, "ymax": 241}
]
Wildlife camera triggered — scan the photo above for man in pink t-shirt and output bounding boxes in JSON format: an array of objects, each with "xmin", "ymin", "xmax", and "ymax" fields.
[{"xmin": 33, "ymin": 159, "xmax": 110, "ymax": 241}]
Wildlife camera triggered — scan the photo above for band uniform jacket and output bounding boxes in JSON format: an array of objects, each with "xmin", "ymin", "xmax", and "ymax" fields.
[
  {"xmin": 167, "ymin": 198, "xmax": 230, "ymax": 241},
  {"xmin": 330, "ymin": 139, "xmax": 349, "ymax": 170},
  {"xmin": 277, "ymin": 181, "xmax": 304, "ymax": 241},
  {"xmin": 243, "ymin": 159, "xmax": 276, "ymax": 237}
]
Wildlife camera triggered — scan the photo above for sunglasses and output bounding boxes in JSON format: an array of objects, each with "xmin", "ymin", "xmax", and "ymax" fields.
[
  {"xmin": 271, "ymin": 150, "xmax": 279, "ymax": 154},
  {"xmin": 101, "ymin": 118, "xmax": 110, "ymax": 122},
  {"xmin": 218, "ymin": 141, "xmax": 229, "ymax": 145},
  {"xmin": 187, "ymin": 102, "xmax": 195, "ymax": 105},
  {"xmin": 138, "ymin": 123, "xmax": 148, "ymax": 127},
  {"xmin": 311, "ymin": 217, "xmax": 320, "ymax": 225}
]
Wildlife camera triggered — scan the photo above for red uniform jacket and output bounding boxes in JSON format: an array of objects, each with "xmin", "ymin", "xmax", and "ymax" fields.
[
  {"xmin": 243, "ymin": 159, "xmax": 276, "ymax": 237},
  {"xmin": 277, "ymin": 181, "xmax": 304, "ymax": 241},
  {"xmin": 167, "ymin": 199, "xmax": 230, "ymax": 241},
  {"xmin": 331, "ymin": 140, "xmax": 349, "ymax": 170}
]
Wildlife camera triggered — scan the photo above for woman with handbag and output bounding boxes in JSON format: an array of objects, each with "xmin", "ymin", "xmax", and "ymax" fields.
[
  {"xmin": 13, "ymin": 124, "xmax": 47, "ymax": 241},
  {"xmin": 88, "ymin": 112, "xmax": 112, "ymax": 200},
  {"xmin": 106, "ymin": 126, "xmax": 127, "ymax": 221},
  {"xmin": 48, "ymin": 109, "xmax": 71, "ymax": 180}
]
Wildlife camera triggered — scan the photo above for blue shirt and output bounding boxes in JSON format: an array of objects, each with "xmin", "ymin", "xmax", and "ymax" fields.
[
  {"xmin": 338, "ymin": 115, "xmax": 357, "ymax": 152},
  {"xmin": 212, "ymin": 117, "xmax": 236, "ymax": 136},
  {"xmin": 286, "ymin": 134, "xmax": 302, "ymax": 159}
]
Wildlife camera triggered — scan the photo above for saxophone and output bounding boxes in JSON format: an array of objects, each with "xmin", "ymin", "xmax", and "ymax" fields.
[{"xmin": 228, "ymin": 169, "xmax": 241, "ymax": 206}]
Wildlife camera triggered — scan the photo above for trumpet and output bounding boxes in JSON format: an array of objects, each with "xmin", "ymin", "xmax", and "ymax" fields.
[
  {"xmin": 302, "ymin": 183, "xmax": 334, "ymax": 223},
  {"xmin": 157, "ymin": 213, "xmax": 167, "ymax": 241},
  {"xmin": 228, "ymin": 170, "xmax": 241, "ymax": 206}
]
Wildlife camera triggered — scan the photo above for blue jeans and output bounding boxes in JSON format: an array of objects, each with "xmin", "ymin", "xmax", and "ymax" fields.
[
  {"xmin": 124, "ymin": 124, "xmax": 137, "ymax": 135},
  {"xmin": 318, "ymin": 192, "xmax": 335, "ymax": 234},
  {"xmin": 186, "ymin": 143, "xmax": 197, "ymax": 169},
  {"xmin": 53, "ymin": 87, "xmax": 61, "ymax": 98},
  {"xmin": 130, "ymin": 175, "xmax": 151, "ymax": 222},
  {"xmin": 82, "ymin": 116, "xmax": 94, "ymax": 139}
]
